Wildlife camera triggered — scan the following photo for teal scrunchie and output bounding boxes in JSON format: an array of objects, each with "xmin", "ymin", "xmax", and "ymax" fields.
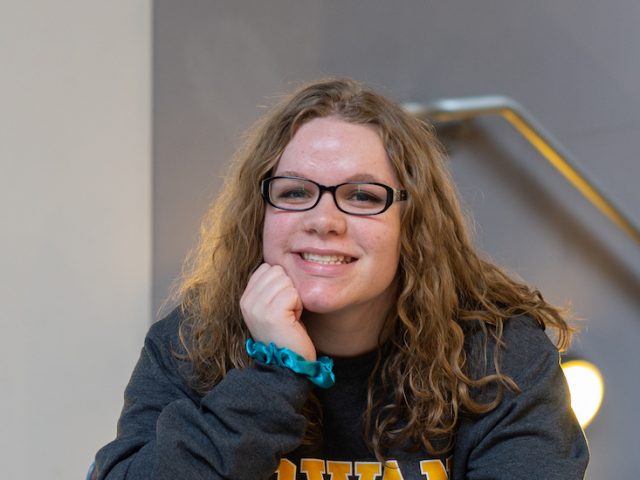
[{"xmin": 245, "ymin": 339, "xmax": 335, "ymax": 389}]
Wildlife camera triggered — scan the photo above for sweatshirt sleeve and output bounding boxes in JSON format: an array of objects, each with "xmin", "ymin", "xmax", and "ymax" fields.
[
  {"xmin": 452, "ymin": 316, "xmax": 589, "ymax": 480},
  {"xmin": 94, "ymin": 312, "xmax": 311, "ymax": 480}
]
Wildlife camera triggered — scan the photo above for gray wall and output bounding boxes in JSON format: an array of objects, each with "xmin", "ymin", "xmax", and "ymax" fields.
[
  {"xmin": 154, "ymin": 1, "xmax": 640, "ymax": 477},
  {"xmin": 1, "ymin": 2, "xmax": 151, "ymax": 479}
]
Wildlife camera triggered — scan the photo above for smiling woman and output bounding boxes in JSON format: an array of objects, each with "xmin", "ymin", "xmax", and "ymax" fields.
[{"xmin": 92, "ymin": 78, "xmax": 589, "ymax": 479}]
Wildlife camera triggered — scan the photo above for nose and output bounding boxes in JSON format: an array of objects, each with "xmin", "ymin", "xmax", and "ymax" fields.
[{"xmin": 302, "ymin": 191, "xmax": 347, "ymax": 236}]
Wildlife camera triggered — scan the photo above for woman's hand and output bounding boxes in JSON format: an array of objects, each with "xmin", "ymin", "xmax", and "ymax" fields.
[{"xmin": 240, "ymin": 263, "xmax": 316, "ymax": 361}]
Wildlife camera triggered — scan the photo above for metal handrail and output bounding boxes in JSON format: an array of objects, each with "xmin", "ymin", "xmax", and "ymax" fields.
[{"xmin": 404, "ymin": 96, "xmax": 640, "ymax": 246}]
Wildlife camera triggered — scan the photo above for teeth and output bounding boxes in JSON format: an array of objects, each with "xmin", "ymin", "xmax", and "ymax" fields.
[{"xmin": 301, "ymin": 252, "xmax": 353, "ymax": 264}]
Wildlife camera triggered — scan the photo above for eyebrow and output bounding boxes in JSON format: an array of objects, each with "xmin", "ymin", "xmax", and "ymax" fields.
[{"xmin": 277, "ymin": 170, "xmax": 383, "ymax": 183}]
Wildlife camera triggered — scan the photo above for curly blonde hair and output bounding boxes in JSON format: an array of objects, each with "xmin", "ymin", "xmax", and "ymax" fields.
[{"xmin": 176, "ymin": 78, "xmax": 571, "ymax": 459}]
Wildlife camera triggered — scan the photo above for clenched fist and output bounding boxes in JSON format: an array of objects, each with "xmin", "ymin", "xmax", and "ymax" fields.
[{"xmin": 240, "ymin": 263, "xmax": 316, "ymax": 361}]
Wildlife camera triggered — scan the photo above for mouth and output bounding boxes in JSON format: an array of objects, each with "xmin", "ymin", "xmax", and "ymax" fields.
[{"xmin": 300, "ymin": 252, "xmax": 355, "ymax": 265}]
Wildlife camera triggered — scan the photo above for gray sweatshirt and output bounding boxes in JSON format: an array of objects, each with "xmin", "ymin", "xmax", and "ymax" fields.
[{"xmin": 93, "ymin": 309, "xmax": 588, "ymax": 479}]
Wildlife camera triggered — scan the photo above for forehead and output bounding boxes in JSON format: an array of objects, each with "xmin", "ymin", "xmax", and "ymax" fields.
[{"xmin": 275, "ymin": 117, "xmax": 397, "ymax": 184}]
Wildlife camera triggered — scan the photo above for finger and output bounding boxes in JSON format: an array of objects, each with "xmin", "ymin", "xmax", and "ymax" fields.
[
  {"xmin": 244, "ymin": 265, "xmax": 292, "ymax": 305},
  {"xmin": 241, "ymin": 266, "xmax": 297, "ymax": 321},
  {"xmin": 244, "ymin": 278, "xmax": 298, "ymax": 326},
  {"xmin": 266, "ymin": 283, "xmax": 301, "ymax": 318}
]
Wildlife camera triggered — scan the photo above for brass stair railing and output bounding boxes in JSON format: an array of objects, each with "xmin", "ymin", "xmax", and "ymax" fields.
[{"xmin": 404, "ymin": 96, "xmax": 640, "ymax": 246}]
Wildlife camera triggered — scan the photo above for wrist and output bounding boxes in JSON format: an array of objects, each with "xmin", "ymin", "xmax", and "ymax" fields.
[{"xmin": 245, "ymin": 339, "xmax": 335, "ymax": 389}]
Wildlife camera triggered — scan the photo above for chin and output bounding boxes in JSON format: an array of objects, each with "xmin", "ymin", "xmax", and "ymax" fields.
[
  {"xmin": 300, "ymin": 300, "xmax": 341, "ymax": 315},
  {"xmin": 299, "ymin": 293, "xmax": 346, "ymax": 315}
]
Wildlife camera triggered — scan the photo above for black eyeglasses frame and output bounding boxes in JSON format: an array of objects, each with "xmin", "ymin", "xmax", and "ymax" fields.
[{"xmin": 260, "ymin": 175, "xmax": 408, "ymax": 216}]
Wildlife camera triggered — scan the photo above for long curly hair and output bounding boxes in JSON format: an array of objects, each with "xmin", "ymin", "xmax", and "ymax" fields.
[{"xmin": 176, "ymin": 78, "xmax": 572, "ymax": 459}]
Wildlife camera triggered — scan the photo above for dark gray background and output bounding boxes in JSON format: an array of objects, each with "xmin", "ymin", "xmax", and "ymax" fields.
[{"xmin": 153, "ymin": 1, "xmax": 640, "ymax": 476}]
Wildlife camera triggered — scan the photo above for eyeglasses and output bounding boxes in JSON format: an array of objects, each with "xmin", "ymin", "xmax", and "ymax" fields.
[{"xmin": 261, "ymin": 176, "xmax": 408, "ymax": 216}]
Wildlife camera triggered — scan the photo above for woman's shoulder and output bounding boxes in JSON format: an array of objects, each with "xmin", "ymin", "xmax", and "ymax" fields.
[
  {"xmin": 463, "ymin": 314, "xmax": 554, "ymax": 352},
  {"xmin": 498, "ymin": 314, "xmax": 556, "ymax": 355},
  {"xmin": 142, "ymin": 306, "xmax": 193, "ymax": 380},
  {"xmin": 463, "ymin": 314, "xmax": 560, "ymax": 386},
  {"xmin": 147, "ymin": 305, "xmax": 184, "ymax": 344}
]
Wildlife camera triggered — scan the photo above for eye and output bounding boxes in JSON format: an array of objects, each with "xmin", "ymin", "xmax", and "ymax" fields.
[
  {"xmin": 270, "ymin": 178, "xmax": 317, "ymax": 206},
  {"xmin": 277, "ymin": 187, "xmax": 311, "ymax": 200},
  {"xmin": 340, "ymin": 184, "xmax": 386, "ymax": 206},
  {"xmin": 350, "ymin": 190, "xmax": 382, "ymax": 203}
]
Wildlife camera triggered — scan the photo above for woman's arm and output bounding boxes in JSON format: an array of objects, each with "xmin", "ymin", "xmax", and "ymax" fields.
[
  {"xmin": 453, "ymin": 316, "xmax": 589, "ymax": 480},
  {"xmin": 94, "ymin": 312, "xmax": 310, "ymax": 480}
]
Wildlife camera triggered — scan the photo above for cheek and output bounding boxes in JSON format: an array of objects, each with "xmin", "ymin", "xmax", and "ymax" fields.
[
  {"xmin": 362, "ymin": 224, "xmax": 401, "ymax": 261},
  {"xmin": 262, "ymin": 211, "xmax": 284, "ymax": 263},
  {"xmin": 262, "ymin": 216, "xmax": 274, "ymax": 262},
  {"xmin": 377, "ymin": 224, "xmax": 402, "ymax": 273}
]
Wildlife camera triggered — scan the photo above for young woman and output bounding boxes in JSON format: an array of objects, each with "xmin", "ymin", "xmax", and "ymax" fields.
[{"xmin": 93, "ymin": 78, "xmax": 589, "ymax": 479}]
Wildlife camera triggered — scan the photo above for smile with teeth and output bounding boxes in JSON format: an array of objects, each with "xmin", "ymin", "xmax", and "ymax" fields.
[{"xmin": 301, "ymin": 252, "xmax": 354, "ymax": 265}]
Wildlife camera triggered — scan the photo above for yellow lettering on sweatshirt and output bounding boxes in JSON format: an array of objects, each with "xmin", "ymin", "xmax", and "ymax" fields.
[
  {"xmin": 381, "ymin": 460, "xmax": 405, "ymax": 480},
  {"xmin": 300, "ymin": 458, "xmax": 325, "ymax": 480},
  {"xmin": 275, "ymin": 458, "xmax": 296, "ymax": 480},
  {"xmin": 419, "ymin": 459, "xmax": 448, "ymax": 479},
  {"xmin": 326, "ymin": 460, "xmax": 352, "ymax": 479},
  {"xmin": 355, "ymin": 462, "xmax": 382, "ymax": 480},
  {"xmin": 276, "ymin": 456, "xmax": 452, "ymax": 479}
]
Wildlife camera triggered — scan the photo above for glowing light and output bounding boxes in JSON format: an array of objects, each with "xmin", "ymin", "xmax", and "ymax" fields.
[{"xmin": 561, "ymin": 359, "xmax": 604, "ymax": 428}]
